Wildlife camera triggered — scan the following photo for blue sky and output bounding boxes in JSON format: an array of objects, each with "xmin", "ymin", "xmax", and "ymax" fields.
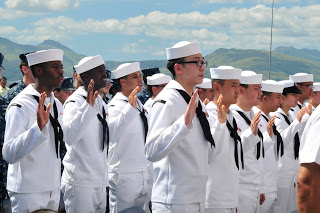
[{"xmin": 0, "ymin": 0, "xmax": 319, "ymax": 61}]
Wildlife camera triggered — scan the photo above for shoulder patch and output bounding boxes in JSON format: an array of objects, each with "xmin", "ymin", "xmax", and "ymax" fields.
[
  {"xmin": 152, "ymin": 99, "xmax": 166, "ymax": 107},
  {"xmin": 7, "ymin": 103, "xmax": 22, "ymax": 110},
  {"xmin": 64, "ymin": 100, "xmax": 76, "ymax": 106}
]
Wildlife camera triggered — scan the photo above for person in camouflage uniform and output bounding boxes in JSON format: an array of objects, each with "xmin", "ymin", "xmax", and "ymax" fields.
[
  {"xmin": 0, "ymin": 52, "xmax": 35, "ymax": 201},
  {"xmin": 137, "ymin": 67, "xmax": 160, "ymax": 104},
  {"xmin": 0, "ymin": 95, "xmax": 7, "ymax": 201}
]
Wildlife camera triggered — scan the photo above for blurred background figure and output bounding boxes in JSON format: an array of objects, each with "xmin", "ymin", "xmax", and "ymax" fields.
[
  {"xmin": 0, "ymin": 53, "xmax": 4, "ymax": 79},
  {"xmin": 196, "ymin": 78, "xmax": 214, "ymax": 103},
  {"xmin": 99, "ymin": 69, "xmax": 113, "ymax": 104},
  {"xmin": 73, "ymin": 67, "xmax": 84, "ymax": 89},
  {"xmin": 0, "ymin": 77, "xmax": 9, "ymax": 96},
  {"xmin": 54, "ymin": 77, "xmax": 76, "ymax": 105},
  {"xmin": 138, "ymin": 67, "xmax": 160, "ymax": 104}
]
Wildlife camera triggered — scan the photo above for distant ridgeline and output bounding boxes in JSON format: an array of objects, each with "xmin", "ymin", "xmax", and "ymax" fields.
[{"xmin": 1, "ymin": 37, "xmax": 320, "ymax": 81}]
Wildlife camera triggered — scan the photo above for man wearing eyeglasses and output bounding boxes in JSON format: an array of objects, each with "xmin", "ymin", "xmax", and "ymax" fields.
[
  {"xmin": 0, "ymin": 77, "xmax": 9, "ymax": 96},
  {"xmin": 145, "ymin": 41, "xmax": 223, "ymax": 212},
  {"xmin": 289, "ymin": 73, "xmax": 314, "ymax": 120}
]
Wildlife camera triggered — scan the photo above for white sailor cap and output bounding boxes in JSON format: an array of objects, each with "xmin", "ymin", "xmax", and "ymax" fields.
[
  {"xmin": 196, "ymin": 78, "xmax": 212, "ymax": 89},
  {"xmin": 166, "ymin": 41, "xmax": 202, "ymax": 60},
  {"xmin": 26, "ymin": 49, "xmax": 63, "ymax": 67},
  {"xmin": 147, "ymin": 73, "xmax": 171, "ymax": 86},
  {"xmin": 261, "ymin": 80, "xmax": 284, "ymax": 93},
  {"xmin": 210, "ymin": 66, "xmax": 242, "ymax": 80},
  {"xmin": 279, "ymin": 80, "xmax": 302, "ymax": 94},
  {"xmin": 240, "ymin": 71, "xmax": 263, "ymax": 85},
  {"xmin": 74, "ymin": 55, "xmax": 105, "ymax": 75},
  {"xmin": 112, "ymin": 62, "xmax": 140, "ymax": 79},
  {"xmin": 289, "ymin": 73, "xmax": 313, "ymax": 83},
  {"xmin": 313, "ymin": 82, "xmax": 320, "ymax": 92}
]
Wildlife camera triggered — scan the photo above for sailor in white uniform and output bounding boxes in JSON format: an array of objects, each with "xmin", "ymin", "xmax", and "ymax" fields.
[
  {"xmin": 143, "ymin": 73, "xmax": 171, "ymax": 213},
  {"xmin": 298, "ymin": 85, "xmax": 320, "ymax": 212},
  {"xmin": 144, "ymin": 73, "xmax": 171, "ymax": 113},
  {"xmin": 273, "ymin": 80, "xmax": 310, "ymax": 213},
  {"xmin": 253, "ymin": 80, "xmax": 284, "ymax": 213},
  {"xmin": 230, "ymin": 71, "xmax": 275, "ymax": 213},
  {"xmin": 289, "ymin": 73, "xmax": 313, "ymax": 120},
  {"xmin": 2, "ymin": 49, "xmax": 64, "ymax": 212},
  {"xmin": 305, "ymin": 82, "xmax": 320, "ymax": 112},
  {"xmin": 108, "ymin": 62, "xmax": 149, "ymax": 212},
  {"xmin": 61, "ymin": 56, "xmax": 128, "ymax": 213},
  {"xmin": 145, "ymin": 41, "xmax": 221, "ymax": 213},
  {"xmin": 205, "ymin": 66, "xmax": 244, "ymax": 213},
  {"xmin": 196, "ymin": 78, "xmax": 214, "ymax": 104}
]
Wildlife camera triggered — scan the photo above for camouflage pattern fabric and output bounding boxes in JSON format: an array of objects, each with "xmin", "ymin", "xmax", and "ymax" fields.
[
  {"xmin": 137, "ymin": 88, "xmax": 151, "ymax": 105},
  {"xmin": 0, "ymin": 80, "xmax": 26, "ymax": 201},
  {"xmin": 0, "ymin": 95, "xmax": 7, "ymax": 201}
]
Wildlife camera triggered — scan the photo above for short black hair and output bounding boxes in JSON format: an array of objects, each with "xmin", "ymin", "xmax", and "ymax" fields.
[
  {"xmin": 30, "ymin": 63, "xmax": 45, "ymax": 78},
  {"xmin": 212, "ymin": 79, "xmax": 225, "ymax": 87},
  {"xmin": 0, "ymin": 76, "xmax": 7, "ymax": 80},
  {"xmin": 261, "ymin": 91, "xmax": 272, "ymax": 101},
  {"xmin": 166, "ymin": 57, "xmax": 185, "ymax": 79},
  {"xmin": 19, "ymin": 61, "xmax": 28, "ymax": 76},
  {"xmin": 240, "ymin": 84, "xmax": 249, "ymax": 89}
]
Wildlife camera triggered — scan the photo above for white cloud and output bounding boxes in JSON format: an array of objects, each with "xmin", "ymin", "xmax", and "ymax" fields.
[
  {"xmin": 0, "ymin": 7, "xmax": 33, "ymax": 20},
  {"xmin": 5, "ymin": 0, "xmax": 79, "ymax": 12},
  {"xmin": 200, "ymin": 0, "xmax": 243, "ymax": 4},
  {"xmin": 0, "ymin": 26, "xmax": 18, "ymax": 34},
  {"xmin": 6, "ymin": 4, "xmax": 320, "ymax": 56}
]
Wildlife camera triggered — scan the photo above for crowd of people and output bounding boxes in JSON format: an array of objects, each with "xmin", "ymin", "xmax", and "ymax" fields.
[{"xmin": 0, "ymin": 41, "xmax": 320, "ymax": 213}]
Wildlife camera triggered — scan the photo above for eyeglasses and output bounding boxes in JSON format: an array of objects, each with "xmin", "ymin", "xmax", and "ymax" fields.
[
  {"xmin": 298, "ymin": 83, "xmax": 314, "ymax": 89},
  {"xmin": 179, "ymin": 60, "xmax": 208, "ymax": 67}
]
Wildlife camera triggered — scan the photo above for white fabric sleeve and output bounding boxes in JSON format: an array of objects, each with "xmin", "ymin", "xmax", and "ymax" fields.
[
  {"xmin": 3, "ymin": 106, "xmax": 48, "ymax": 164},
  {"xmin": 145, "ymin": 101, "xmax": 191, "ymax": 162}
]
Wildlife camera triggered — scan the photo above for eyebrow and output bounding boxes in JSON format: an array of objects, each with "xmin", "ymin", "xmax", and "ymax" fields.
[{"xmin": 192, "ymin": 56, "xmax": 204, "ymax": 60}]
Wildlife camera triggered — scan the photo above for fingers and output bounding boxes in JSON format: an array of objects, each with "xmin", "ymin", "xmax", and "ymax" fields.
[
  {"xmin": 268, "ymin": 115, "xmax": 276, "ymax": 125},
  {"xmin": 94, "ymin": 90, "xmax": 99, "ymax": 99},
  {"xmin": 39, "ymin": 92, "xmax": 46, "ymax": 108},
  {"xmin": 46, "ymin": 103, "xmax": 51, "ymax": 115},
  {"xmin": 134, "ymin": 94, "xmax": 137, "ymax": 103},
  {"xmin": 217, "ymin": 94, "xmax": 223, "ymax": 108},
  {"xmin": 252, "ymin": 111, "xmax": 261, "ymax": 125},
  {"xmin": 203, "ymin": 98, "xmax": 209, "ymax": 105},
  {"xmin": 130, "ymin": 86, "xmax": 139, "ymax": 97}
]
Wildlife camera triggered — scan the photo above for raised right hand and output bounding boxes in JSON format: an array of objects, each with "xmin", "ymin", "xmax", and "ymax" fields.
[
  {"xmin": 128, "ymin": 86, "xmax": 139, "ymax": 109},
  {"xmin": 184, "ymin": 89, "xmax": 198, "ymax": 127},
  {"xmin": 250, "ymin": 111, "xmax": 261, "ymax": 136},
  {"xmin": 87, "ymin": 79, "xmax": 98, "ymax": 106},
  {"xmin": 217, "ymin": 94, "xmax": 227, "ymax": 124},
  {"xmin": 37, "ymin": 92, "xmax": 51, "ymax": 131},
  {"xmin": 297, "ymin": 107, "xmax": 307, "ymax": 123}
]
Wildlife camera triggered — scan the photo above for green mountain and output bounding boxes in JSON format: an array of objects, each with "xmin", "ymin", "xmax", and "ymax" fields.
[
  {"xmin": 274, "ymin": 46, "xmax": 320, "ymax": 63},
  {"xmin": 0, "ymin": 37, "xmax": 86, "ymax": 80},
  {"xmin": 1, "ymin": 37, "xmax": 320, "ymax": 82},
  {"xmin": 205, "ymin": 48, "xmax": 320, "ymax": 81}
]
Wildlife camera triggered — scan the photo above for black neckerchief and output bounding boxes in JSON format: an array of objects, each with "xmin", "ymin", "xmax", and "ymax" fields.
[
  {"xmin": 176, "ymin": 89, "xmax": 215, "ymax": 147},
  {"xmin": 261, "ymin": 114, "xmax": 284, "ymax": 157},
  {"xmin": 32, "ymin": 95, "xmax": 63, "ymax": 158},
  {"xmin": 298, "ymin": 103, "xmax": 302, "ymax": 109},
  {"xmin": 81, "ymin": 95, "xmax": 109, "ymax": 152},
  {"xmin": 236, "ymin": 110, "xmax": 265, "ymax": 159},
  {"xmin": 122, "ymin": 99, "xmax": 148, "ymax": 143},
  {"xmin": 279, "ymin": 113, "xmax": 300, "ymax": 159},
  {"xmin": 226, "ymin": 118, "xmax": 244, "ymax": 170}
]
